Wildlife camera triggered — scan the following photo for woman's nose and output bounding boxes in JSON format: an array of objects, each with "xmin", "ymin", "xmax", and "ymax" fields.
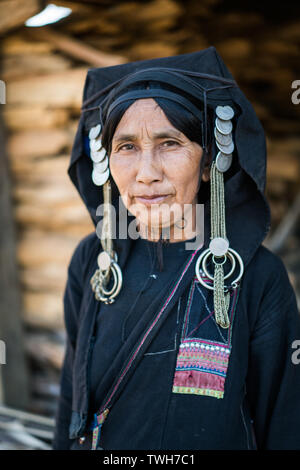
[{"xmin": 136, "ymin": 150, "xmax": 163, "ymax": 184}]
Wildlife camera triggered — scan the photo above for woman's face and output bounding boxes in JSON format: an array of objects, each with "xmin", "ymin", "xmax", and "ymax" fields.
[{"xmin": 109, "ymin": 98, "xmax": 209, "ymax": 239}]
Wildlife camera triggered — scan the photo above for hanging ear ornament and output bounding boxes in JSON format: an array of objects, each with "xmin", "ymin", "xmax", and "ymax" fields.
[
  {"xmin": 88, "ymin": 124, "xmax": 123, "ymax": 304},
  {"xmin": 195, "ymin": 105, "xmax": 244, "ymax": 328}
]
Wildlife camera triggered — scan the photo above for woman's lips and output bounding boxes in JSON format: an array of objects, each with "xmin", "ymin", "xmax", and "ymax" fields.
[{"xmin": 134, "ymin": 194, "xmax": 170, "ymax": 205}]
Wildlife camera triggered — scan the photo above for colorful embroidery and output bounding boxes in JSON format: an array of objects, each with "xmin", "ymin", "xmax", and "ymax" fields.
[
  {"xmin": 172, "ymin": 339, "xmax": 231, "ymax": 399},
  {"xmin": 172, "ymin": 279, "xmax": 240, "ymax": 399}
]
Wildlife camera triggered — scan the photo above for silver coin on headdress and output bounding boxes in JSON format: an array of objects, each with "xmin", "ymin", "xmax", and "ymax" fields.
[
  {"xmin": 214, "ymin": 127, "xmax": 232, "ymax": 146},
  {"xmin": 216, "ymin": 152, "xmax": 232, "ymax": 172},
  {"xmin": 93, "ymin": 157, "xmax": 108, "ymax": 174},
  {"xmin": 89, "ymin": 124, "xmax": 101, "ymax": 140},
  {"xmin": 90, "ymin": 147, "xmax": 107, "ymax": 163},
  {"xmin": 215, "ymin": 140, "xmax": 234, "ymax": 155},
  {"xmin": 216, "ymin": 105, "xmax": 234, "ymax": 121},
  {"xmin": 90, "ymin": 139, "xmax": 102, "ymax": 152},
  {"xmin": 92, "ymin": 167, "xmax": 110, "ymax": 186},
  {"xmin": 215, "ymin": 117, "xmax": 233, "ymax": 135}
]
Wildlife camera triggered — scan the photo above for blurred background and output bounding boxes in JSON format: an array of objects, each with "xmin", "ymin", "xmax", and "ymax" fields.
[{"xmin": 0, "ymin": 0, "xmax": 299, "ymax": 449}]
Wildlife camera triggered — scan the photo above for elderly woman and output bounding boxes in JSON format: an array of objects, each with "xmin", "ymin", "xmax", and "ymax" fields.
[{"xmin": 53, "ymin": 47, "xmax": 300, "ymax": 450}]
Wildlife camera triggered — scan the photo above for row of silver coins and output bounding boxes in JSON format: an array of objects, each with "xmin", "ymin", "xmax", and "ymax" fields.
[
  {"xmin": 214, "ymin": 105, "xmax": 235, "ymax": 173},
  {"xmin": 89, "ymin": 124, "xmax": 110, "ymax": 186}
]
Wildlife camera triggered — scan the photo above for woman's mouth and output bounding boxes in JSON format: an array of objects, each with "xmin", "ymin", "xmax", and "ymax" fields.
[{"xmin": 134, "ymin": 194, "xmax": 170, "ymax": 205}]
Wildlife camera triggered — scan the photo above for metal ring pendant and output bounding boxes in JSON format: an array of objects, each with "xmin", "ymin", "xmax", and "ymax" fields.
[
  {"xmin": 101, "ymin": 261, "xmax": 123, "ymax": 298},
  {"xmin": 91, "ymin": 260, "xmax": 123, "ymax": 303},
  {"xmin": 195, "ymin": 247, "xmax": 244, "ymax": 291},
  {"xmin": 202, "ymin": 250, "xmax": 236, "ymax": 280}
]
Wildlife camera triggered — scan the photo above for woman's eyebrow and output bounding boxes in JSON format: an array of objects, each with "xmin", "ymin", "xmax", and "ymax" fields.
[
  {"xmin": 113, "ymin": 133, "xmax": 137, "ymax": 143},
  {"xmin": 152, "ymin": 129, "xmax": 182, "ymax": 139},
  {"xmin": 113, "ymin": 128, "xmax": 182, "ymax": 143}
]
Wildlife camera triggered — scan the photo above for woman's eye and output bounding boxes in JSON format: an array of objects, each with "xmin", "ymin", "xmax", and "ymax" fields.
[
  {"xmin": 119, "ymin": 143, "xmax": 135, "ymax": 151},
  {"xmin": 161, "ymin": 140, "xmax": 180, "ymax": 147}
]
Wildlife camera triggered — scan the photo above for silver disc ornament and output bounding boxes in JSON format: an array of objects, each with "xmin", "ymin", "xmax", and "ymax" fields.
[
  {"xmin": 209, "ymin": 236, "xmax": 229, "ymax": 256},
  {"xmin": 89, "ymin": 124, "xmax": 101, "ymax": 140},
  {"xmin": 92, "ymin": 167, "xmax": 110, "ymax": 186},
  {"xmin": 215, "ymin": 117, "xmax": 233, "ymax": 135},
  {"xmin": 88, "ymin": 123, "xmax": 110, "ymax": 186},
  {"xmin": 94, "ymin": 157, "xmax": 108, "ymax": 174},
  {"xmin": 214, "ymin": 127, "xmax": 232, "ymax": 146},
  {"xmin": 90, "ymin": 147, "xmax": 107, "ymax": 163},
  {"xmin": 90, "ymin": 139, "xmax": 102, "ymax": 152},
  {"xmin": 215, "ymin": 140, "xmax": 234, "ymax": 155},
  {"xmin": 216, "ymin": 105, "xmax": 235, "ymax": 120},
  {"xmin": 216, "ymin": 152, "xmax": 232, "ymax": 172}
]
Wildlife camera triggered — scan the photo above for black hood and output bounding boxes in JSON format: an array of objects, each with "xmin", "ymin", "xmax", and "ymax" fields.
[{"xmin": 68, "ymin": 46, "xmax": 271, "ymax": 270}]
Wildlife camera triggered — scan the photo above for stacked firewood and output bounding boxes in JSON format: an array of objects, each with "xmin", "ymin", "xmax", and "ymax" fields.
[{"xmin": 1, "ymin": 0, "xmax": 299, "ymax": 416}]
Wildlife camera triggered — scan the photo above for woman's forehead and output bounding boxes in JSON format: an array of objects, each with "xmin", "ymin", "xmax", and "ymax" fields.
[
  {"xmin": 113, "ymin": 98, "xmax": 176, "ymax": 136},
  {"xmin": 119, "ymin": 97, "xmax": 163, "ymax": 117}
]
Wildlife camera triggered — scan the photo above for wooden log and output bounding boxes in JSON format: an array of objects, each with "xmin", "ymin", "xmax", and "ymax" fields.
[
  {"xmin": 14, "ymin": 203, "xmax": 93, "ymax": 235},
  {"xmin": 267, "ymin": 155, "xmax": 300, "ymax": 182},
  {"xmin": 6, "ymin": 68, "xmax": 87, "ymax": 108},
  {"xmin": 3, "ymin": 106, "xmax": 69, "ymax": 131},
  {"xmin": 2, "ymin": 34, "xmax": 54, "ymax": 55},
  {"xmin": 17, "ymin": 232, "xmax": 80, "ymax": 267},
  {"xmin": 22, "ymin": 292, "xmax": 65, "ymax": 330},
  {"xmin": 61, "ymin": 16, "xmax": 122, "ymax": 35},
  {"xmin": 7, "ymin": 129, "xmax": 71, "ymax": 160},
  {"xmin": 20, "ymin": 264, "xmax": 71, "ymax": 292},
  {"xmin": 10, "ymin": 154, "xmax": 70, "ymax": 176},
  {"xmin": 212, "ymin": 39, "xmax": 252, "ymax": 60},
  {"xmin": 2, "ymin": 53, "xmax": 72, "ymax": 81},
  {"xmin": 107, "ymin": 0, "xmax": 182, "ymax": 24},
  {"xmin": 128, "ymin": 42, "xmax": 178, "ymax": 60},
  {"xmin": 278, "ymin": 21, "xmax": 300, "ymax": 41},
  {"xmin": 0, "ymin": 0, "xmax": 39, "ymax": 34},
  {"xmin": 25, "ymin": 26, "xmax": 127, "ymax": 67}
]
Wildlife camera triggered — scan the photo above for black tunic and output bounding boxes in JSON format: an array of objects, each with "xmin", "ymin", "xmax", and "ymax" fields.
[
  {"xmin": 53, "ymin": 231, "xmax": 300, "ymax": 450},
  {"xmin": 52, "ymin": 47, "xmax": 300, "ymax": 450},
  {"xmin": 89, "ymin": 236, "xmax": 196, "ymax": 415}
]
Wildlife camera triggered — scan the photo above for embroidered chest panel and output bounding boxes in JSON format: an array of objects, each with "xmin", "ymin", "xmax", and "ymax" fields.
[{"xmin": 172, "ymin": 275, "xmax": 240, "ymax": 399}]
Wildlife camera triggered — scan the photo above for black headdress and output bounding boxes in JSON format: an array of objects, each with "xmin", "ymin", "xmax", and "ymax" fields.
[{"xmin": 69, "ymin": 46, "xmax": 271, "ymax": 328}]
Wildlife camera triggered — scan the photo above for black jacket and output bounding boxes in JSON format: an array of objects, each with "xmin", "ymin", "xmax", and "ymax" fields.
[{"xmin": 52, "ymin": 47, "xmax": 300, "ymax": 450}]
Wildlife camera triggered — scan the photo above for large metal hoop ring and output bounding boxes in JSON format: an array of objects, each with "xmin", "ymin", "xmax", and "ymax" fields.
[
  {"xmin": 91, "ymin": 260, "xmax": 123, "ymax": 303},
  {"xmin": 101, "ymin": 261, "xmax": 123, "ymax": 300},
  {"xmin": 202, "ymin": 250, "xmax": 236, "ymax": 281},
  {"xmin": 195, "ymin": 247, "xmax": 244, "ymax": 291}
]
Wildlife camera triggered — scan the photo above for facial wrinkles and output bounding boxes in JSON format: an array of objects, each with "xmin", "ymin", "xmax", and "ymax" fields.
[{"xmin": 110, "ymin": 99, "xmax": 203, "ymax": 209}]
